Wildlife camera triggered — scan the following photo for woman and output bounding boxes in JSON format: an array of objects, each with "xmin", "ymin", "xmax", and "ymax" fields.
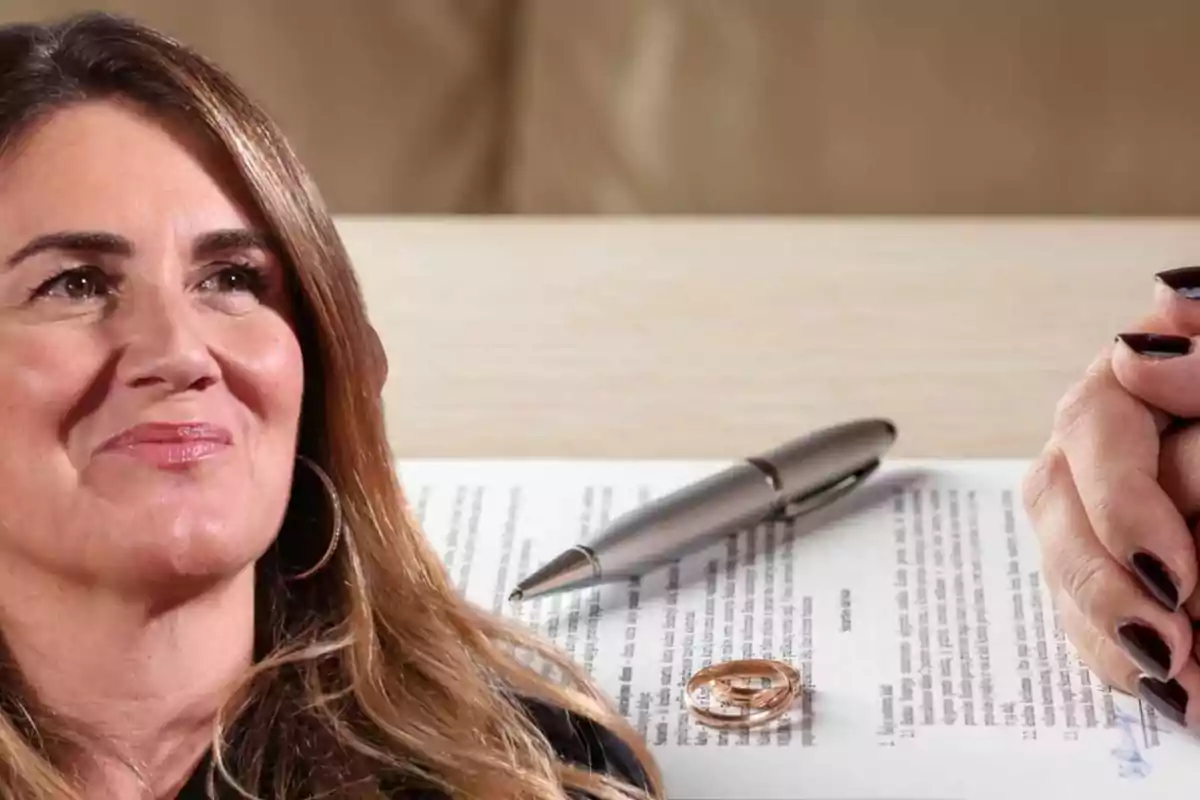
[
  {"xmin": 1025, "ymin": 266, "xmax": 1200, "ymax": 729},
  {"xmin": 0, "ymin": 11, "xmax": 661, "ymax": 800}
]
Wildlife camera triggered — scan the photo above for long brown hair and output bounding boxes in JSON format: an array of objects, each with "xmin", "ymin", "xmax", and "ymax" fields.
[{"xmin": 0, "ymin": 12, "xmax": 662, "ymax": 800}]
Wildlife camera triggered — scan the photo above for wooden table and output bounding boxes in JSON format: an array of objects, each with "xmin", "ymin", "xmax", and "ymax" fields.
[{"xmin": 336, "ymin": 217, "xmax": 1200, "ymax": 460}]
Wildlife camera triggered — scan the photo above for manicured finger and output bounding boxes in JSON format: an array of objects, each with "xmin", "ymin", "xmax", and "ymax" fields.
[
  {"xmin": 1154, "ymin": 267, "xmax": 1200, "ymax": 335},
  {"xmin": 1112, "ymin": 330, "xmax": 1200, "ymax": 418},
  {"xmin": 1055, "ymin": 590, "xmax": 1139, "ymax": 695},
  {"xmin": 1076, "ymin": 339, "xmax": 1173, "ymax": 435},
  {"xmin": 1159, "ymin": 424, "xmax": 1200, "ymax": 525},
  {"xmin": 1186, "ymin": 560, "xmax": 1200, "ymax": 653},
  {"xmin": 1155, "ymin": 415, "xmax": 1200, "ymax": 652},
  {"xmin": 1051, "ymin": 355, "xmax": 1197, "ymax": 611},
  {"xmin": 1059, "ymin": 588, "xmax": 1200, "ymax": 729},
  {"xmin": 1158, "ymin": 425, "xmax": 1200, "ymax": 629},
  {"xmin": 1142, "ymin": 652, "xmax": 1200, "ymax": 729},
  {"xmin": 1111, "ymin": 302, "xmax": 1198, "ymax": 417},
  {"xmin": 1023, "ymin": 447, "xmax": 1192, "ymax": 680}
]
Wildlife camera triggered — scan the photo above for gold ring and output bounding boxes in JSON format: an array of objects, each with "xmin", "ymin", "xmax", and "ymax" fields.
[
  {"xmin": 711, "ymin": 677, "xmax": 793, "ymax": 709},
  {"xmin": 684, "ymin": 659, "xmax": 801, "ymax": 729},
  {"xmin": 686, "ymin": 695, "xmax": 794, "ymax": 729}
]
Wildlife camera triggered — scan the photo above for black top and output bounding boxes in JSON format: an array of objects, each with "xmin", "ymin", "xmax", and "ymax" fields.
[{"xmin": 175, "ymin": 698, "xmax": 650, "ymax": 798}]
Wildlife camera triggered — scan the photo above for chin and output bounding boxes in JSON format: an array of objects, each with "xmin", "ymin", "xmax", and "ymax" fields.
[
  {"xmin": 104, "ymin": 505, "xmax": 280, "ymax": 595},
  {"xmin": 116, "ymin": 537, "xmax": 265, "ymax": 597},
  {"xmin": 140, "ymin": 538, "xmax": 263, "ymax": 581}
]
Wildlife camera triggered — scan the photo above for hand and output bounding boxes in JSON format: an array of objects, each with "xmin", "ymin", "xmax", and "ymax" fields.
[{"xmin": 1023, "ymin": 267, "xmax": 1200, "ymax": 728}]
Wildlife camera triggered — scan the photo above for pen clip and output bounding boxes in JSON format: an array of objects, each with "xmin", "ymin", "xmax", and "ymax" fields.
[{"xmin": 763, "ymin": 459, "xmax": 880, "ymax": 523}]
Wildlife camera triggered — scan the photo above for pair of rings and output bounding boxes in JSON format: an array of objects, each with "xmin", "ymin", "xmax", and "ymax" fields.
[{"xmin": 684, "ymin": 658, "xmax": 802, "ymax": 729}]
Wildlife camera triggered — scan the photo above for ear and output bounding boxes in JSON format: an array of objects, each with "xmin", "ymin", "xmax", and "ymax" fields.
[{"xmin": 367, "ymin": 324, "xmax": 388, "ymax": 395}]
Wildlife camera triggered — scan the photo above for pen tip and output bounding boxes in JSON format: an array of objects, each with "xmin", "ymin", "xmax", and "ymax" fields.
[{"xmin": 508, "ymin": 589, "xmax": 523, "ymax": 603}]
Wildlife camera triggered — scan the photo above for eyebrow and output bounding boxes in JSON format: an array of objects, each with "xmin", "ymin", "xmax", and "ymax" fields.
[
  {"xmin": 4, "ymin": 228, "xmax": 276, "ymax": 269},
  {"xmin": 192, "ymin": 229, "xmax": 276, "ymax": 260},
  {"xmin": 5, "ymin": 231, "xmax": 132, "ymax": 267}
]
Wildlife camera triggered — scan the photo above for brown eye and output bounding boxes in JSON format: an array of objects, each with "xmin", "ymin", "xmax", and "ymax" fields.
[
  {"xmin": 199, "ymin": 263, "xmax": 267, "ymax": 297},
  {"xmin": 34, "ymin": 266, "xmax": 111, "ymax": 301}
]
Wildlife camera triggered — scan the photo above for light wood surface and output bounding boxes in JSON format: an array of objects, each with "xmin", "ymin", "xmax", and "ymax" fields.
[{"xmin": 336, "ymin": 217, "xmax": 1200, "ymax": 460}]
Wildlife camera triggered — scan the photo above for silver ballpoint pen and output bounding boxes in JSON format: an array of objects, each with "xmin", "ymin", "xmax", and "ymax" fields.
[{"xmin": 508, "ymin": 417, "xmax": 896, "ymax": 602}]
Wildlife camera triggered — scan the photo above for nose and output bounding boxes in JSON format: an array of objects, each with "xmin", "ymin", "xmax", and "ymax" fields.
[{"xmin": 113, "ymin": 292, "xmax": 220, "ymax": 395}]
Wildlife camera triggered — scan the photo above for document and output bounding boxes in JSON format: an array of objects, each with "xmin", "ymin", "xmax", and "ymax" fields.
[{"xmin": 396, "ymin": 458, "xmax": 1200, "ymax": 799}]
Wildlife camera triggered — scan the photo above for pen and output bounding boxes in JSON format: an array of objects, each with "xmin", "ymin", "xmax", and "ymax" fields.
[{"xmin": 507, "ymin": 417, "xmax": 897, "ymax": 602}]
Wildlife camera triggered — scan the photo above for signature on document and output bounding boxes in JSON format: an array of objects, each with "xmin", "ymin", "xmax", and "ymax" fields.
[{"xmin": 1110, "ymin": 708, "xmax": 1151, "ymax": 779}]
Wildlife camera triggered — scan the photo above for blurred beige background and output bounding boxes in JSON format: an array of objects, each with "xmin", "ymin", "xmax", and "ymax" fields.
[{"xmin": 4, "ymin": 0, "xmax": 1200, "ymax": 216}]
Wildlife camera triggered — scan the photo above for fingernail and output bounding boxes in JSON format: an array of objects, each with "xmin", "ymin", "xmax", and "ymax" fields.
[
  {"xmin": 1156, "ymin": 266, "xmax": 1200, "ymax": 300},
  {"xmin": 1137, "ymin": 676, "xmax": 1188, "ymax": 727},
  {"xmin": 1116, "ymin": 622, "xmax": 1172, "ymax": 681},
  {"xmin": 1129, "ymin": 550, "xmax": 1181, "ymax": 610},
  {"xmin": 1116, "ymin": 333, "xmax": 1193, "ymax": 358}
]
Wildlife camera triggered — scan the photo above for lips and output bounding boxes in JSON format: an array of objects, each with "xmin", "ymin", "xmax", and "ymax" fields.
[
  {"xmin": 97, "ymin": 422, "xmax": 233, "ymax": 467},
  {"xmin": 101, "ymin": 422, "xmax": 233, "ymax": 450}
]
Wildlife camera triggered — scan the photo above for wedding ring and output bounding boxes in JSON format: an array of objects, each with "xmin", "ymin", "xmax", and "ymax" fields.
[
  {"xmin": 684, "ymin": 658, "xmax": 801, "ymax": 729},
  {"xmin": 686, "ymin": 695, "xmax": 794, "ymax": 729},
  {"xmin": 711, "ymin": 677, "xmax": 793, "ymax": 709}
]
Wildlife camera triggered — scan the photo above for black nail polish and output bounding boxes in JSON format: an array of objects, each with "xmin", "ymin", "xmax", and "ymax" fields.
[
  {"xmin": 1138, "ymin": 676, "xmax": 1188, "ymax": 727},
  {"xmin": 1117, "ymin": 622, "xmax": 1172, "ymax": 681},
  {"xmin": 1156, "ymin": 266, "xmax": 1200, "ymax": 300},
  {"xmin": 1129, "ymin": 551, "xmax": 1181, "ymax": 610},
  {"xmin": 1116, "ymin": 333, "xmax": 1193, "ymax": 358}
]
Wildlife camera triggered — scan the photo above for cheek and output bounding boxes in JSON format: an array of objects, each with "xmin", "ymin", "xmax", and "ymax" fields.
[
  {"xmin": 0, "ymin": 329, "xmax": 99, "ymax": 544},
  {"xmin": 221, "ymin": 317, "xmax": 305, "ymax": 433},
  {"xmin": 0, "ymin": 328, "xmax": 97, "ymax": 438}
]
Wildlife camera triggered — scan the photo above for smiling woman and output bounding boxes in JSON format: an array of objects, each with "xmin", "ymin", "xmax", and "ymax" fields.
[{"xmin": 0, "ymin": 11, "xmax": 661, "ymax": 800}]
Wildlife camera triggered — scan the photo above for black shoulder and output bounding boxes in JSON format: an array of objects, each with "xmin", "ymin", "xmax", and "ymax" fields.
[{"xmin": 519, "ymin": 697, "xmax": 652, "ymax": 794}]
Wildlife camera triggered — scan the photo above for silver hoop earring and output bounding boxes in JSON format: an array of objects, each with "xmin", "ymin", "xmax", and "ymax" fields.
[{"xmin": 287, "ymin": 455, "xmax": 343, "ymax": 581}]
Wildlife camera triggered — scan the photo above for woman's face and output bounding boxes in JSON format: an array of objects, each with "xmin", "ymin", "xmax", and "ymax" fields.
[{"xmin": 0, "ymin": 100, "xmax": 304, "ymax": 594}]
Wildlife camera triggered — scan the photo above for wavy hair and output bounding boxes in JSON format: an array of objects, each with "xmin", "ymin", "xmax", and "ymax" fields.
[{"xmin": 0, "ymin": 12, "xmax": 662, "ymax": 800}]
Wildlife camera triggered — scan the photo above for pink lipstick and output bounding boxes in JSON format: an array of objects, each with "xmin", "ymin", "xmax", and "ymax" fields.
[{"xmin": 99, "ymin": 422, "xmax": 233, "ymax": 468}]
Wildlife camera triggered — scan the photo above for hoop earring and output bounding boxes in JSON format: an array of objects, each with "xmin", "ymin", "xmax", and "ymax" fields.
[{"xmin": 287, "ymin": 455, "xmax": 343, "ymax": 581}]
